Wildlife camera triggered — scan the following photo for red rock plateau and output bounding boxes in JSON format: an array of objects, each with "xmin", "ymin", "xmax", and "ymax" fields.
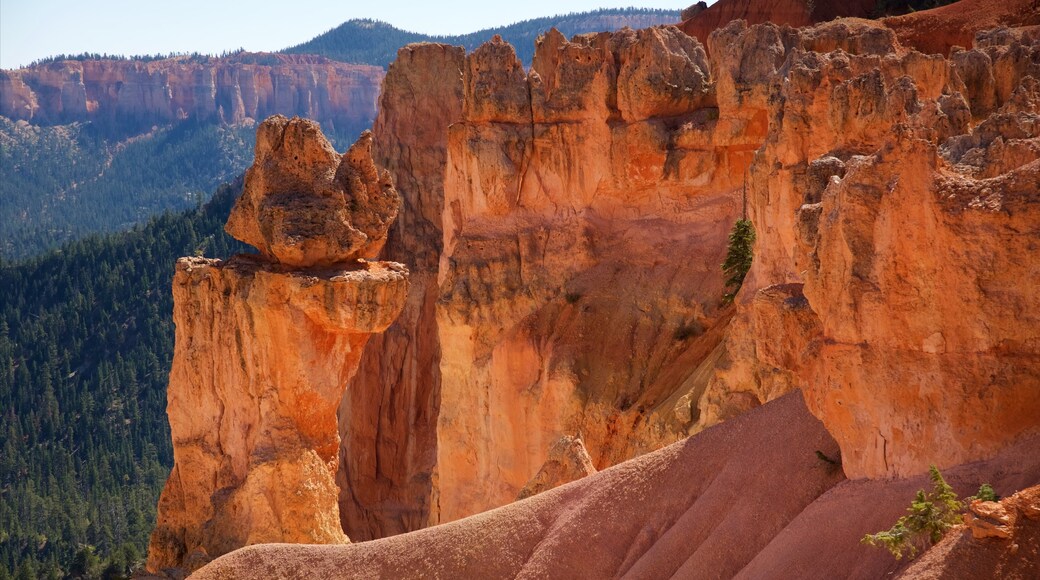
[
  {"xmin": 0, "ymin": 53, "xmax": 383, "ymax": 133},
  {"xmin": 145, "ymin": 116, "xmax": 407, "ymax": 576}
]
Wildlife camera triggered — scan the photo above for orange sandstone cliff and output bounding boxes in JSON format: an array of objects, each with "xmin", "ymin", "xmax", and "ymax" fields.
[
  {"xmin": 334, "ymin": 10, "xmax": 1040, "ymax": 539},
  {"xmin": 334, "ymin": 26, "xmax": 755, "ymax": 537},
  {"xmin": 337, "ymin": 42, "xmax": 465, "ymax": 541},
  {"xmin": 145, "ymin": 115, "xmax": 407, "ymax": 575},
  {"xmin": 708, "ymin": 19, "xmax": 1040, "ymax": 479},
  {"xmin": 186, "ymin": 7, "xmax": 1040, "ymax": 578},
  {"xmin": 0, "ymin": 53, "xmax": 384, "ymax": 133}
]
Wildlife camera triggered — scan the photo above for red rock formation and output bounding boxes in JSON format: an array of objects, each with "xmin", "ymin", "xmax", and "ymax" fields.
[
  {"xmin": 337, "ymin": 43, "xmax": 465, "ymax": 541},
  {"xmin": 901, "ymin": 485, "xmax": 1040, "ymax": 579},
  {"xmin": 224, "ymin": 116, "xmax": 399, "ymax": 266},
  {"xmin": 0, "ymin": 53, "xmax": 384, "ymax": 133},
  {"xmin": 679, "ymin": 0, "xmax": 877, "ymax": 46},
  {"xmin": 516, "ymin": 435, "xmax": 597, "ymax": 500},
  {"xmin": 191, "ymin": 394, "xmax": 1040, "ymax": 578},
  {"xmin": 884, "ymin": 0, "xmax": 1040, "ymax": 56},
  {"xmin": 145, "ymin": 117, "xmax": 407, "ymax": 575},
  {"xmin": 705, "ymin": 18, "xmax": 1040, "ymax": 479},
  {"xmin": 194, "ymin": 392, "xmax": 846, "ymax": 578},
  {"xmin": 433, "ymin": 27, "xmax": 746, "ymax": 523},
  {"xmin": 334, "ymin": 13, "xmax": 1040, "ymax": 540}
]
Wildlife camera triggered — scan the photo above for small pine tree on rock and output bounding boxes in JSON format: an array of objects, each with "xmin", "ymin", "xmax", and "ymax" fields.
[
  {"xmin": 862, "ymin": 466, "xmax": 963, "ymax": 560},
  {"xmin": 722, "ymin": 218, "xmax": 755, "ymax": 304}
]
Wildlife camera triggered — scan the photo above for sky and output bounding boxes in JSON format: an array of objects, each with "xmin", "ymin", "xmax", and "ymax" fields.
[{"xmin": 0, "ymin": 0, "xmax": 695, "ymax": 69}]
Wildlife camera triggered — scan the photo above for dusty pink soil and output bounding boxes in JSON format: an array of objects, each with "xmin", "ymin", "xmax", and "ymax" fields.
[{"xmin": 194, "ymin": 392, "xmax": 1040, "ymax": 579}]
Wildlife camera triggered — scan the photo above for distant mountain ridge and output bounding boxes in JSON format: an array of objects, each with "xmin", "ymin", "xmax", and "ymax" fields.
[{"xmin": 282, "ymin": 8, "xmax": 680, "ymax": 66}]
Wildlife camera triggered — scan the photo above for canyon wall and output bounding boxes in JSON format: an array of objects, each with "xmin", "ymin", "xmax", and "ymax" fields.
[
  {"xmin": 432, "ymin": 28, "xmax": 749, "ymax": 523},
  {"xmin": 706, "ymin": 20, "xmax": 1040, "ymax": 478},
  {"xmin": 337, "ymin": 43, "xmax": 465, "ymax": 541},
  {"xmin": 339, "ymin": 13, "xmax": 1040, "ymax": 537},
  {"xmin": 146, "ymin": 116, "xmax": 407, "ymax": 575},
  {"xmin": 0, "ymin": 53, "xmax": 383, "ymax": 133},
  {"xmin": 337, "ymin": 26, "xmax": 757, "ymax": 535}
]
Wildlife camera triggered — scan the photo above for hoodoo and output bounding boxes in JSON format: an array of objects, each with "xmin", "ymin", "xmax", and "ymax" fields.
[
  {"xmin": 145, "ymin": 115, "xmax": 408, "ymax": 575},
  {"xmin": 197, "ymin": 9, "xmax": 1040, "ymax": 577}
]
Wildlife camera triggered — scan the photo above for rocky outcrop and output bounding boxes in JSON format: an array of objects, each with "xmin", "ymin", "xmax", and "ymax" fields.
[
  {"xmin": 883, "ymin": 0, "xmax": 1040, "ymax": 56},
  {"xmin": 901, "ymin": 485, "xmax": 1040, "ymax": 579},
  {"xmin": 704, "ymin": 19, "xmax": 1040, "ymax": 478},
  {"xmin": 679, "ymin": 0, "xmax": 877, "ymax": 46},
  {"xmin": 224, "ymin": 116, "xmax": 399, "ymax": 266},
  {"xmin": 339, "ymin": 13, "xmax": 1040, "ymax": 536},
  {"xmin": 337, "ymin": 43, "xmax": 465, "ymax": 541},
  {"xmin": 146, "ymin": 116, "xmax": 407, "ymax": 575},
  {"xmin": 0, "ymin": 53, "xmax": 384, "ymax": 134},
  {"xmin": 433, "ymin": 27, "xmax": 746, "ymax": 523},
  {"xmin": 516, "ymin": 435, "xmax": 597, "ymax": 500}
]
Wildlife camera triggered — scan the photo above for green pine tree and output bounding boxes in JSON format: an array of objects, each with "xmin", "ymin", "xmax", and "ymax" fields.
[
  {"xmin": 862, "ymin": 466, "xmax": 964, "ymax": 559},
  {"xmin": 721, "ymin": 219, "xmax": 756, "ymax": 304}
]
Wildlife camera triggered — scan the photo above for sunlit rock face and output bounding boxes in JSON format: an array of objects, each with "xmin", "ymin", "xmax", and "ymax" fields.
[
  {"xmin": 0, "ymin": 54, "xmax": 383, "ymax": 134},
  {"xmin": 336, "ymin": 14, "xmax": 1040, "ymax": 538},
  {"xmin": 709, "ymin": 19, "xmax": 1040, "ymax": 479},
  {"xmin": 433, "ymin": 27, "xmax": 749, "ymax": 523},
  {"xmin": 337, "ymin": 43, "xmax": 465, "ymax": 541},
  {"xmin": 146, "ymin": 116, "xmax": 407, "ymax": 575}
]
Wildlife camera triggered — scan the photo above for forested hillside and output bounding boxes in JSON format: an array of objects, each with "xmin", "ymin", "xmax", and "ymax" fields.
[
  {"xmin": 282, "ymin": 8, "xmax": 679, "ymax": 66},
  {"xmin": 0, "ymin": 184, "xmax": 246, "ymax": 578},
  {"xmin": 0, "ymin": 119, "xmax": 254, "ymax": 260}
]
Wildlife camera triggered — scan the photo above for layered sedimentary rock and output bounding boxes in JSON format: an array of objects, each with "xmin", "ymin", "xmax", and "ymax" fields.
[
  {"xmin": 0, "ymin": 53, "xmax": 383, "ymax": 133},
  {"xmin": 703, "ymin": 20, "xmax": 1040, "ymax": 478},
  {"xmin": 433, "ymin": 28, "xmax": 748, "ymax": 523},
  {"xmin": 337, "ymin": 11, "xmax": 1040, "ymax": 538},
  {"xmin": 337, "ymin": 43, "xmax": 465, "ymax": 541},
  {"xmin": 146, "ymin": 116, "xmax": 407, "ymax": 574}
]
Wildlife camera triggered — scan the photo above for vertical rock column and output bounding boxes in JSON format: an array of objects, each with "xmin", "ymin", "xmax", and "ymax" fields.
[
  {"xmin": 146, "ymin": 115, "xmax": 408, "ymax": 574},
  {"xmin": 338, "ymin": 43, "xmax": 465, "ymax": 541}
]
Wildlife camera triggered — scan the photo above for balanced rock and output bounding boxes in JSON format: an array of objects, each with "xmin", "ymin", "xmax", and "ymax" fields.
[
  {"xmin": 225, "ymin": 115, "xmax": 400, "ymax": 267},
  {"xmin": 146, "ymin": 116, "xmax": 409, "ymax": 575}
]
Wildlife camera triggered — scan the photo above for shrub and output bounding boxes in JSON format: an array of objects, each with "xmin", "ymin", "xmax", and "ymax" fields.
[
  {"xmin": 969, "ymin": 483, "xmax": 999, "ymax": 502},
  {"xmin": 862, "ymin": 466, "xmax": 963, "ymax": 560},
  {"xmin": 721, "ymin": 218, "xmax": 755, "ymax": 304}
]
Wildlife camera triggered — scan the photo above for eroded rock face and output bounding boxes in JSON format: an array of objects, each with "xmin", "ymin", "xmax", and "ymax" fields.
[
  {"xmin": 337, "ymin": 43, "xmax": 465, "ymax": 541},
  {"xmin": 708, "ymin": 20, "xmax": 1040, "ymax": 478},
  {"xmin": 516, "ymin": 435, "xmax": 597, "ymax": 500},
  {"xmin": 0, "ymin": 53, "xmax": 384, "ymax": 134},
  {"xmin": 146, "ymin": 118, "xmax": 408, "ymax": 574},
  {"xmin": 334, "ymin": 16, "xmax": 1040, "ymax": 539},
  {"xmin": 225, "ymin": 115, "xmax": 400, "ymax": 267},
  {"xmin": 434, "ymin": 26, "xmax": 746, "ymax": 523}
]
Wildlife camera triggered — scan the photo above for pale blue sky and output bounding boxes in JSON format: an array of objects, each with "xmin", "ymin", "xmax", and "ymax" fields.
[{"xmin": 0, "ymin": 0, "xmax": 696, "ymax": 69}]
